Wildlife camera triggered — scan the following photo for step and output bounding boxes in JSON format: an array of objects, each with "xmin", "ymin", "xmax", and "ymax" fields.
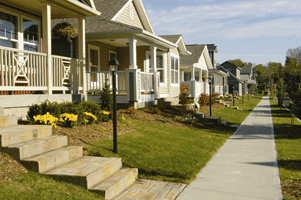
[
  {"xmin": 0, "ymin": 115, "xmax": 18, "ymax": 128},
  {"xmin": 219, "ymin": 120, "xmax": 228, "ymax": 126},
  {"xmin": 22, "ymin": 146, "xmax": 83, "ymax": 173},
  {"xmin": 44, "ymin": 156, "xmax": 122, "ymax": 189},
  {"xmin": 90, "ymin": 168, "xmax": 138, "ymax": 199},
  {"xmin": 194, "ymin": 112, "xmax": 205, "ymax": 119},
  {"xmin": 204, "ymin": 116, "xmax": 221, "ymax": 123},
  {"xmin": 0, "ymin": 125, "xmax": 52, "ymax": 147},
  {"xmin": 4, "ymin": 135, "xmax": 67, "ymax": 160}
]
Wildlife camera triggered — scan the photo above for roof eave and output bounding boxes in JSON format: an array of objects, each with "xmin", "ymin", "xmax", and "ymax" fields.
[{"xmin": 63, "ymin": 0, "xmax": 101, "ymax": 16}]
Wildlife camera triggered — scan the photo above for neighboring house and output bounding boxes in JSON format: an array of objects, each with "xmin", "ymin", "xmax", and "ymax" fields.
[
  {"xmin": 206, "ymin": 44, "xmax": 218, "ymax": 68},
  {"xmin": 240, "ymin": 65, "xmax": 257, "ymax": 94},
  {"xmin": 53, "ymin": 0, "xmax": 189, "ymax": 108},
  {"xmin": 0, "ymin": 0, "xmax": 100, "ymax": 118},
  {"xmin": 208, "ymin": 69, "xmax": 229, "ymax": 96},
  {"xmin": 218, "ymin": 61, "xmax": 243, "ymax": 96},
  {"xmin": 180, "ymin": 44, "xmax": 212, "ymax": 101}
]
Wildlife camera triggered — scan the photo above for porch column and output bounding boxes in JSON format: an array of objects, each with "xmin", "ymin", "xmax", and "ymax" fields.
[
  {"xmin": 151, "ymin": 46, "xmax": 158, "ymax": 99},
  {"xmin": 78, "ymin": 17, "xmax": 87, "ymax": 100},
  {"xmin": 41, "ymin": 3, "xmax": 52, "ymax": 94},
  {"xmin": 129, "ymin": 37, "xmax": 137, "ymax": 69},
  {"xmin": 191, "ymin": 65, "xmax": 195, "ymax": 81}
]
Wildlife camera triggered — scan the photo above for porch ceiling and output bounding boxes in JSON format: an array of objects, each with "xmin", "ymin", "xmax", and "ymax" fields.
[
  {"xmin": 1, "ymin": 0, "xmax": 100, "ymax": 18},
  {"xmin": 97, "ymin": 38, "xmax": 150, "ymax": 48}
]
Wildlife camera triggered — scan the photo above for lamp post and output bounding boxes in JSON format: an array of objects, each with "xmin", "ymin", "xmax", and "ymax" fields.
[
  {"xmin": 108, "ymin": 57, "xmax": 120, "ymax": 153},
  {"xmin": 208, "ymin": 75, "xmax": 213, "ymax": 116}
]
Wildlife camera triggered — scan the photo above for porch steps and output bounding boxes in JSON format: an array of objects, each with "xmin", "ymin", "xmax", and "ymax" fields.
[{"xmin": 0, "ymin": 108, "xmax": 138, "ymax": 199}]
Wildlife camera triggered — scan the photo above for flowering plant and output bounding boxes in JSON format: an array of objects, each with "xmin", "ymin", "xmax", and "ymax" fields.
[
  {"xmin": 59, "ymin": 113, "xmax": 78, "ymax": 127},
  {"xmin": 83, "ymin": 112, "xmax": 97, "ymax": 124},
  {"xmin": 33, "ymin": 112, "xmax": 58, "ymax": 128}
]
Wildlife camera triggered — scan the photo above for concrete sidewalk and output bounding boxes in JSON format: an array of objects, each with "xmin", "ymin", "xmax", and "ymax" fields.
[{"xmin": 177, "ymin": 96, "xmax": 283, "ymax": 200}]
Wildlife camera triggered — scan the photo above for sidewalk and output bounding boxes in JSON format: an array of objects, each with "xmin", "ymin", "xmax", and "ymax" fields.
[{"xmin": 177, "ymin": 96, "xmax": 283, "ymax": 200}]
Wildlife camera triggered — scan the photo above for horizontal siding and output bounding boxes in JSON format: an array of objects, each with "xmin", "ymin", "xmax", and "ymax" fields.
[
  {"xmin": 115, "ymin": 2, "xmax": 144, "ymax": 29},
  {"xmin": 170, "ymin": 86, "xmax": 180, "ymax": 98}
]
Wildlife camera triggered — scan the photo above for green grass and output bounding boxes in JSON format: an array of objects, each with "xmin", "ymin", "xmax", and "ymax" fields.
[
  {"xmin": 87, "ymin": 121, "xmax": 234, "ymax": 183},
  {"xmin": 213, "ymin": 94, "xmax": 263, "ymax": 125},
  {"xmin": 270, "ymin": 99, "xmax": 301, "ymax": 200},
  {"xmin": 0, "ymin": 172, "xmax": 104, "ymax": 200}
]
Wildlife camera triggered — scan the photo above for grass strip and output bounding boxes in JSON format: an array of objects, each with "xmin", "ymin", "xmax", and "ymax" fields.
[
  {"xmin": 0, "ymin": 172, "xmax": 104, "ymax": 200},
  {"xmin": 213, "ymin": 94, "xmax": 263, "ymax": 124},
  {"xmin": 270, "ymin": 99, "xmax": 301, "ymax": 200}
]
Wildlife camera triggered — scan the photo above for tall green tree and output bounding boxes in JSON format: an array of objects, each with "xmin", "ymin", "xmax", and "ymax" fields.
[{"xmin": 253, "ymin": 64, "xmax": 269, "ymax": 86}]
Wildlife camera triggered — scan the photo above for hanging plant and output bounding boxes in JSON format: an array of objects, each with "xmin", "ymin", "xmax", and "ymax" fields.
[
  {"xmin": 202, "ymin": 74, "xmax": 207, "ymax": 81},
  {"xmin": 52, "ymin": 22, "xmax": 78, "ymax": 42}
]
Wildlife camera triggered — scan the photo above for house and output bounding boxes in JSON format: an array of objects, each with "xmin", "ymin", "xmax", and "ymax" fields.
[
  {"xmin": 218, "ymin": 61, "xmax": 243, "ymax": 96},
  {"xmin": 208, "ymin": 69, "xmax": 229, "ymax": 96},
  {"xmin": 240, "ymin": 65, "xmax": 257, "ymax": 94},
  {"xmin": 180, "ymin": 44, "xmax": 212, "ymax": 101},
  {"xmin": 207, "ymin": 44, "xmax": 218, "ymax": 68},
  {"xmin": 53, "ymin": 0, "xmax": 190, "ymax": 108},
  {"xmin": 0, "ymin": 0, "xmax": 100, "ymax": 118}
]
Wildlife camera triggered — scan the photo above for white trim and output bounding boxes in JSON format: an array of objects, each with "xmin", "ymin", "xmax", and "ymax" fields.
[
  {"xmin": 170, "ymin": 52, "xmax": 180, "ymax": 87},
  {"xmin": 129, "ymin": 3, "xmax": 134, "ymax": 20},
  {"xmin": 146, "ymin": 51, "xmax": 167, "ymax": 86},
  {"xmin": 88, "ymin": 44, "xmax": 100, "ymax": 72}
]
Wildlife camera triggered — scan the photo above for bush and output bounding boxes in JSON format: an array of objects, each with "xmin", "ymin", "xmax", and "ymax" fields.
[
  {"xmin": 198, "ymin": 93, "xmax": 210, "ymax": 107},
  {"xmin": 211, "ymin": 97, "xmax": 219, "ymax": 105},
  {"xmin": 179, "ymin": 84, "xmax": 190, "ymax": 105},
  {"xmin": 212, "ymin": 93, "xmax": 220, "ymax": 98},
  {"xmin": 100, "ymin": 83, "xmax": 113, "ymax": 112}
]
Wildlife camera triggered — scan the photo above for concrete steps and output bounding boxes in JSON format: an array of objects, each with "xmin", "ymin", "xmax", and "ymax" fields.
[{"xmin": 0, "ymin": 109, "xmax": 138, "ymax": 199}]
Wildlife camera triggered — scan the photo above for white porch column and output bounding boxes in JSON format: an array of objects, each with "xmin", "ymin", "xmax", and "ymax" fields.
[
  {"xmin": 191, "ymin": 65, "xmax": 195, "ymax": 81},
  {"xmin": 129, "ymin": 37, "xmax": 137, "ymax": 69},
  {"xmin": 151, "ymin": 46, "xmax": 158, "ymax": 99},
  {"xmin": 42, "ymin": 3, "xmax": 52, "ymax": 94},
  {"xmin": 78, "ymin": 17, "xmax": 87, "ymax": 100}
]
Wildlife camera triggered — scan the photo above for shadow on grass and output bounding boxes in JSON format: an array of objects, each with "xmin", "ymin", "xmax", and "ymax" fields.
[
  {"xmin": 278, "ymin": 160, "xmax": 301, "ymax": 171},
  {"xmin": 274, "ymin": 125, "xmax": 301, "ymax": 139}
]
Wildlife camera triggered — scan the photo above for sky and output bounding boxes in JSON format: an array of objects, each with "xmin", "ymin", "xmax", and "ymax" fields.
[{"xmin": 142, "ymin": 0, "xmax": 301, "ymax": 66}]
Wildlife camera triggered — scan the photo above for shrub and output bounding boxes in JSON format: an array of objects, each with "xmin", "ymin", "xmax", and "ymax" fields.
[
  {"xmin": 127, "ymin": 107, "xmax": 136, "ymax": 118},
  {"xmin": 198, "ymin": 93, "xmax": 210, "ymax": 107},
  {"xmin": 179, "ymin": 84, "xmax": 190, "ymax": 105},
  {"xmin": 187, "ymin": 99, "xmax": 194, "ymax": 104},
  {"xmin": 33, "ymin": 112, "xmax": 58, "ymax": 128},
  {"xmin": 59, "ymin": 113, "xmax": 78, "ymax": 128},
  {"xmin": 83, "ymin": 112, "xmax": 97, "ymax": 124},
  {"xmin": 211, "ymin": 97, "xmax": 219, "ymax": 105},
  {"xmin": 100, "ymin": 83, "xmax": 113, "ymax": 112},
  {"xmin": 212, "ymin": 93, "xmax": 220, "ymax": 98}
]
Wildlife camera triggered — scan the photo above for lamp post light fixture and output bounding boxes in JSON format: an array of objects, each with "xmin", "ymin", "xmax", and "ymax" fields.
[
  {"xmin": 108, "ymin": 57, "xmax": 120, "ymax": 153},
  {"xmin": 208, "ymin": 75, "xmax": 213, "ymax": 116}
]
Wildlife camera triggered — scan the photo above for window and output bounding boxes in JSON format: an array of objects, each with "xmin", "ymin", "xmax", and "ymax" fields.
[
  {"xmin": 23, "ymin": 18, "xmax": 39, "ymax": 52},
  {"xmin": 146, "ymin": 51, "xmax": 166, "ymax": 84},
  {"xmin": 0, "ymin": 9, "xmax": 40, "ymax": 52},
  {"xmin": 109, "ymin": 51, "xmax": 117, "ymax": 60},
  {"xmin": 0, "ymin": 10, "xmax": 18, "ymax": 48},
  {"xmin": 171, "ymin": 56, "xmax": 179, "ymax": 84},
  {"xmin": 157, "ymin": 55, "xmax": 164, "ymax": 83},
  {"xmin": 184, "ymin": 71, "xmax": 191, "ymax": 81}
]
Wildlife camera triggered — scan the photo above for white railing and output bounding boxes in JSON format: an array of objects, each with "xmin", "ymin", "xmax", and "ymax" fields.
[
  {"xmin": 181, "ymin": 80, "xmax": 203, "ymax": 98},
  {"xmin": 0, "ymin": 46, "xmax": 47, "ymax": 90},
  {"xmin": 86, "ymin": 70, "xmax": 127, "ymax": 93},
  {"xmin": 52, "ymin": 56, "xmax": 83, "ymax": 91},
  {"xmin": 140, "ymin": 72, "xmax": 154, "ymax": 93}
]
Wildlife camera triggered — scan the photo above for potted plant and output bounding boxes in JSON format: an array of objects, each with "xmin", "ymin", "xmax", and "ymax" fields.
[
  {"xmin": 202, "ymin": 74, "xmax": 207, "ymax": 81},
  {"xmin": 52, "ymin": 22, "xmax": 78, "ymax": 43}
]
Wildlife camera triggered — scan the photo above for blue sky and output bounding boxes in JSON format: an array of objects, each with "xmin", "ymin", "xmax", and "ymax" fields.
[{"xmin": 142, "ymin": 0, "xmax": 301, "ymax": 66}]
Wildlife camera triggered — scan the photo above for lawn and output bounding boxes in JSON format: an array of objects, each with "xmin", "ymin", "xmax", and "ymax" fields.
[
  {"xmin": 0, "ymin": 172, "xmax": 104, "ymax": 200},
  {"xmin": 212, "ymin": 94, "xmax": 264, "ymax": 125},
  {"xmin": 270, "ymin": 98, "xmax": 301, "ymax": 200},
  {"xmin": 87, "ymin": 94, "xmax": 264, "ymax": 184}
]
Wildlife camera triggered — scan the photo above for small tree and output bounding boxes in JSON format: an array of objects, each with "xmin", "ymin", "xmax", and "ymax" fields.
[
  {"xmin": 277, "ymin": 78, "xmax": 285, "ymax": 107},
  {"xmin": 100, "ymin": 83, "xmax": 113, "ymax": 111}
]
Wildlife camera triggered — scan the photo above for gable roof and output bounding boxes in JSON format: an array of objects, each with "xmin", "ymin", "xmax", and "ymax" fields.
[
  {"xmin": 221, "ymin": 61, "xmax": 242, "ymax": 70},
  {"xmin": 217, "ymin": 65, "xmax": 242, "ymax": 82},
  {"xmin": 159, "ymin": 35, "xmax": 190, "ymax": 55},
  {"xmin": 241, "ymin": 66, "xmax": 252, "ymax": 74},
  {"xmin": 206, "ymin": 44, "xmax": 218, "ymax": 53},
  {"xmin": 181, "ymin": 44, "xmax": 206, "ymax": 63}
]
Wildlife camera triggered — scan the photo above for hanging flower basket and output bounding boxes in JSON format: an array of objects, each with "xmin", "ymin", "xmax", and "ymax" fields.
[
  {"xmin": 52, "ymin": 22, "xmax": 78, "ymax": 43},
  {"xmin": 202, "ymin": 74, "xmax": 207, "ymax": 81}
]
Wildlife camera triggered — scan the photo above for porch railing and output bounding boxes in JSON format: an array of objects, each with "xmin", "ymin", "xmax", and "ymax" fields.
[
  {"xmin": 86, "ymin": 70, "xmax": 128, "ymax": 93},
  {"xmin": 182, "ymin": 80, "xmax": 203, "ymax": 98},
  {"xmin": 0, "ymin": 46, "xmax": 47, "ymax": 91},
  {"xmin": 140, "ymin": 72, "xmax": 154, "ymax": 93}
]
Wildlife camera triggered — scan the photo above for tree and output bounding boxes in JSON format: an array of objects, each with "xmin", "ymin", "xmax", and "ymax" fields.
[
  {"xmin": 253, "ymin": 64, "xmax": 269, "ymax": 86},
  {"xmin": 277, "ymin": 78, "xmax": 285, "ymax": 107},
  {"xmin": 100, "ymin": 83, "xmax": 113, "ymax": 111},
  {"xmin": 229, "ymin": 59, "xmax": 243, "ymax": 67}
]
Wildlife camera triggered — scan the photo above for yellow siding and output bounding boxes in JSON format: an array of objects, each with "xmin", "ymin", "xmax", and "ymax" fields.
[{"xmin": 115, "ymin": 2, "xmax": 144, "ymax": 29}]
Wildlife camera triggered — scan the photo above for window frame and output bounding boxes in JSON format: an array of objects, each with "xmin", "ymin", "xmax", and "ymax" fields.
[
  {"xmin": 145, "ymin": 51, "xmax": 167, "ymax": 86},
  {"xmin": 170, "ymin": 53, "xmax": 180, "ymax": 85},
  {"xmin": 88, "ymin": 44, "xmax": 100, "ymax": 72}
]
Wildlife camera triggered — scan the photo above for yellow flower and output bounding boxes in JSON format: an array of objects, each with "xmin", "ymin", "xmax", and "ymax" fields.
[
  {"xmin": 122, "ymin": 115, "xmax": 126, "ymax": 120},
  {"xmin": 101, "ymin": 111, "xmax": 110, "ymax": 115}
]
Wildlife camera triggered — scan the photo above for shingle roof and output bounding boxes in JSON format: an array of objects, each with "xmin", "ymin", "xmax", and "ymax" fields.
[
  {"xmin": 159, "ymin": 35, "xmax": 182, "ymax": 44},
  {"xmin": 206, "ymin": 44, "xmax": 217, "ymax": 51},
  {"xmin": 240, "ymin": 66, "xmax": 252, "ymax": 74},
  {"xmin": 93, "ymin": 0, "xmax": 129, "ymax": 20},
  {"xmin": 180, "ymin": 44, "xmax": 206, "ymax": 63}
]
